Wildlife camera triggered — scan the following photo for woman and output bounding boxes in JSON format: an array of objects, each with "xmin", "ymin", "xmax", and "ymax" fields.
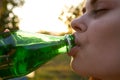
[{"xmin": 69, "ymin": 0, "xmax": 120, "ymax": 80}]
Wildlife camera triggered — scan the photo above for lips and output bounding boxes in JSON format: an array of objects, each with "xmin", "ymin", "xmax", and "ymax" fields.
[
  {"xmin": 68, "ymin": 34, "xmax": 81, "ymax": 57},
  {"xmin": 68, "ymin": 46, "xmax": 80, "ymax": 57}
]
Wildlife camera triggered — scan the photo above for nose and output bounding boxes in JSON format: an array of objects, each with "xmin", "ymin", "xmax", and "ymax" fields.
[{"xmin": 71, "ymin": 17, "xmax": 87, "ymax": 33}]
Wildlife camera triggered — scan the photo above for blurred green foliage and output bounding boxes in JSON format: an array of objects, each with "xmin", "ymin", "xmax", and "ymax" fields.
[{"xmin": 0, "ymin": 0, "xmax": 24, "ymax": 32}]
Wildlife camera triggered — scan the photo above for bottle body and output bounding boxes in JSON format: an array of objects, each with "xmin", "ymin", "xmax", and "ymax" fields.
[{"xmin": 0, "ymin": 30, "xmax": 75, "ymax": 79}]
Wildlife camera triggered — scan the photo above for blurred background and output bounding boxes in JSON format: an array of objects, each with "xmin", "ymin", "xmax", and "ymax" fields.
[{"xmin": 0, "ymin": 0, "xmax": 88, "ymax": 80}]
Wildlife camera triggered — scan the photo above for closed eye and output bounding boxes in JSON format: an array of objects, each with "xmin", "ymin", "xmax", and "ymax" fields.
[{"xmin": 92, "ymin": 9, "xmax": 108, "ymax": 17}]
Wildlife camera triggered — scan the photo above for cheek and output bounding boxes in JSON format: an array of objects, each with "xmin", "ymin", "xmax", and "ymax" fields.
[
  {"xmin": 87, "ymin": 14, "xmax": 120, "ymax": 50},
  {"xmin": 86, "ymin": 16, "xmax": 120, "ymax": 67},
  {"xmin": 89, "ymin": 12, "xmax": 120, "ymax": 40}
]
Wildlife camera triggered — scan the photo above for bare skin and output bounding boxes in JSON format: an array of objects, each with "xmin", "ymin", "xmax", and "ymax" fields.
[{"xmin": 69, "ymin": 0, "xmax": 120, "ymax": 80}]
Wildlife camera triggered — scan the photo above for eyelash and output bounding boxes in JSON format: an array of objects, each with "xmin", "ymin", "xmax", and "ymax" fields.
[{"xmin": 92, "ymin": 9, "xmax": 108, "ymax": 17}]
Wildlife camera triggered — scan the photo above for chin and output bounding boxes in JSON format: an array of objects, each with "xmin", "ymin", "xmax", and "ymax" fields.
[
  {"xmin": 70, "ymin": 58, "xmax": 93, "ymax": 77},
  {"xmin": 70, "ymin": 58, "xmax": 85, "ymax": 76}
]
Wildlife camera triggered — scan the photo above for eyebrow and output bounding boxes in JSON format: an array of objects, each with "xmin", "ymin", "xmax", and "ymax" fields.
[
  {"xmin": 90, "ymin": 0, "xmax": 98, "ymax": 6},
  {"xmin": 82, "ymin": 0, "xmax": 99, "ymax": 13},
  {"xmin": 82, "ymin": 0, "xmax": 98, "ymax": 13}
]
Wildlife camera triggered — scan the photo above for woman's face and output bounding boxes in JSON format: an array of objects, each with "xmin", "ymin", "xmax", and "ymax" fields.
[{"xmin": 69, "ymin": 0, "xmax": 120, "ymax": 79}]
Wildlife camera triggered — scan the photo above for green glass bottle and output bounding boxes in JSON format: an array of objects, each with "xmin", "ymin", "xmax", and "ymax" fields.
[{"xmin": 0, "ymin": 30, "xmax": 75, "ymax": 80}]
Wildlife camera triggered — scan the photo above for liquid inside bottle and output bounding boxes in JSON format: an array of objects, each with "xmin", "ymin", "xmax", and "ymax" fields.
[{"xmin": 0, "ymin": 30, "xmax": 75, "ymax": 79}]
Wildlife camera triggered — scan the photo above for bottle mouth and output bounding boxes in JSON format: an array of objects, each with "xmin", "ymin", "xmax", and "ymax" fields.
[{"xmin": 65, "ymin": 34, "xmax": 75, "ymax": 52}]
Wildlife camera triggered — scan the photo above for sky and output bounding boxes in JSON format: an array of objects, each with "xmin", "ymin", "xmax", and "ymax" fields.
[{"xmin": 14, "ymin": 0, "xmax": 83, "ymax": 33}]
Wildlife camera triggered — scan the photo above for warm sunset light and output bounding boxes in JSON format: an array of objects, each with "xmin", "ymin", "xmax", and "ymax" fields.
[{"xmin": 13, "ymin": 0, "xmax": 83, "ymax": 33}]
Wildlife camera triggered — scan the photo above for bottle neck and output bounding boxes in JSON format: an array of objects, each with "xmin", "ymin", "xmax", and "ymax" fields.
[{"xmin": 65, "ymin": 34, "xmax": 75, "ymax": 52}]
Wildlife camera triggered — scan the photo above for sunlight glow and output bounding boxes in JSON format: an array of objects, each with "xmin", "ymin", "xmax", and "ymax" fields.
[{"xmin": 13, "ymin": 0, "xmax": 83, "ymax": 33}]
